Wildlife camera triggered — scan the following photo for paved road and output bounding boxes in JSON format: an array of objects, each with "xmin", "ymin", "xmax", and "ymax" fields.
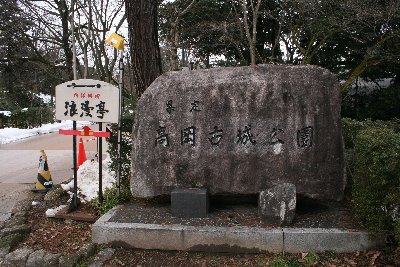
[
  {"xmin": 0, "ymin": 132, "xmax": 99, "ymax": 184},
  {"xmin": 0, "ymin": 128, "xmax": 108, "ymax": 223},
  {"xmin": 0, "ymin": 133, "xmax": 100, "ymax": 184}
]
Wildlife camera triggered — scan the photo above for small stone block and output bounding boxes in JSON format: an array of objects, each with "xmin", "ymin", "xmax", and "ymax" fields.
[
  {"xmin": 259, "ymin": 183, "xmax": 296, "ymax": 226},
  {"xmin": 171, "ymin": 189, "xmax": 209, "ymax": 218}
]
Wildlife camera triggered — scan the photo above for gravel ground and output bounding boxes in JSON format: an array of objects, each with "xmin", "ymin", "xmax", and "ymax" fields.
[{"xmin": 110, "ymin": 196, "xmax": 362, "ymax": 230}]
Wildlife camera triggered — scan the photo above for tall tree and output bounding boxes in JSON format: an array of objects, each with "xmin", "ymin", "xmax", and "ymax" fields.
[
  {"xmin": 75, "ymin": 0, "xmax": 126, "ymax": 82},
  {"xmin": 238, "ymin": 0, "xmax": 262, "ymax": 65},
  {"xmin": 19, "ymin": 0, "xmax": 74, "ymax": 80},
  {"xmin": 0, "ymin": 0, "xmax": 45, "ymax": 110},
  {"xmin": 159, "ymin": 0, "xmax": 199, "ymax": 71},
  {"xmin": 171, "ymin": 0, "xmax": 244, "ymax": 66},
  {"xmin": 125, "ymin": 0, "xmax": 162, "ymax": 97}
]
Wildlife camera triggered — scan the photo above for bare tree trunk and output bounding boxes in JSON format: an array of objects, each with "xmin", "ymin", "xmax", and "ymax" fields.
[
  {"xmin": 55, "ymin": 0, "xmax": 74, "ymax": 79},
  {"xmin": 169, "ymin": 21, "xmax": 180, "ymax": 71},
  {"xmin": 241, "ymin": 0, "xmax": 261, "ymax": 66},
  {"xmin": 125, "ymin": 0, "xmax": 162, "ymax": 98},
  {"xmin": 164, "ymin": 0, "xmax": 198, "ymax": 71}
]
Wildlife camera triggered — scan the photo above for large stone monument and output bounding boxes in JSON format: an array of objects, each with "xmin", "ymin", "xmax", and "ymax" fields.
[{"xmin": 131, "ymin": 65, "xmax": 345, "ymax": 201}]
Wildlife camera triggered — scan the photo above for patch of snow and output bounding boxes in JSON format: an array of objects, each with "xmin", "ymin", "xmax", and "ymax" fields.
[
  {"xmin": 61, "ymin": 183, "xmax": 73, "ymax": 191},
  {"xmin": 45, "ymin": 205, "xmax": 67, "ymax": 218},
  {"xmin": 0, "ymin": 111, "xmax": 11, "ymax": 117},
  {"xmin": 0, "ymin": 120, "xmax": 91, "ymax": 144},
  {"xmin": 37, "ymin": 93, "xmax": 52, "ymax": 104},
  {"xmin": 62, "ymin": 156, "xmax": 115, "ymax": 202}
]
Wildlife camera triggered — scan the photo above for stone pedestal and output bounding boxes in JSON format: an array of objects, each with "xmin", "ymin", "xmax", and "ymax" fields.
[{"xmin": 171, "ymin": 188, "xmax": 209, "ymax": 218}]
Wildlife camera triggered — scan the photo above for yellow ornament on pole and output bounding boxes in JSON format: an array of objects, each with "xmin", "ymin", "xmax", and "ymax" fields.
[
  {"xmin": 105, "ymin": 32, "xmax": 125, "ymax": 50},
  {"xmin": 105, "ymin": 31, "xmax": 125, "ymax": 196}
]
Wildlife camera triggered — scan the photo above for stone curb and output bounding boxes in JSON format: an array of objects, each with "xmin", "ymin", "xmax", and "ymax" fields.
[
  {"xmin": 1, "ymin": 244, "xmax": 96, "ymax": 267},
  {"xmin": 89, "ymin": 248, "xmax": 115, "ymax": 267},
  {"xmin": 92, "ymin": 206, "xmax": 385, "ymax": 254},
  {"xmin": 0, "ymin": 196, "xmax": 36, "ymax": 259},
  {"xmin": 0, "ymin": 190, "xmax": 96, "ymax": 267}
]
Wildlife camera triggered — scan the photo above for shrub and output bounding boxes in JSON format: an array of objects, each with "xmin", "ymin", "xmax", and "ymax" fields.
[
  {"xmin": 106, "ymin": 96, "xmax": 135, "ymax": 192},
  {"xmin": 90, "ymin": 96, "xmax": 135, "ymax": 215},
  {"xmin": 342, "ymin": 118, "xmax": 400, "ymax": 149},
  {"xmin": 303, "ymin": 252, "xmax": 319, "ymax": 267},
  {"xmin": 396, "ymin": 220, "xmax": 400, "ymax": 242},
  {"xmin": 268, "ymin": 256, "xmax": 289, "ymax": 267},
  {"xmin": 352, "ymin": 126, "xmax": 400, "ymax": 239},
  {"xmin": 268, "ymin": 256, "xmax": 303, "ymax": 267},
  {"xmin": 7, "ymin": 106, "xmax": 54, "ymax": 129},
  {"xmin": 342, "ymin": 118, "xmax": 400, "ymax": 195},
  {"xmin": 89, "ymin": 185, "xmax": 131, "ymax": 215},
  {"xmin": 0, "ymin": 113, "xmax": 10, "ymax": 128}
]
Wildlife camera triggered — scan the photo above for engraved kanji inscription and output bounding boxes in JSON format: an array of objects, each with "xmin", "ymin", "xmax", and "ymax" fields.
[
  {"xmin": 190, "ymin": 100, "xmax": 201, "ymax": 112},
  {"xmin": 270, "ymin": 128, "xmax": 284, "ymax": 145},
  {"xmin": 208, "ymin": 126, "xmax": 223, "ymax": 146},
  {"xmin": 166, "ymin": 100, "xmax": 175, "ymax": 114},
  {"xmin": 181, "ymin": 126, "xmax": 196, "ymax": 146},
  {"xmin": 155, "ymin": 126, "xmax": 169, "ymax": 147},
  {"xmin": 237, "ymin": 125, "xmax": 256, "ymax": 145},
  {"xmin": 297, "ymin": 126, "xmax": 313, "ymax": 147}
]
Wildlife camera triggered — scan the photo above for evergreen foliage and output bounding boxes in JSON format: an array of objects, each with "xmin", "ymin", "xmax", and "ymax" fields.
[
  {"xmin": 352, "ymin": 126, "xmax": 400, "ymax": 240},
  {"xmin": 342, "ymin": 118, "xmax": 400, "ymax": 241}
]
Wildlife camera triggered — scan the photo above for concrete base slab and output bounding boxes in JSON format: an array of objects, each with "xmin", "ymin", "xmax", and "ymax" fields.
[
  {"xmin": 283, "ymin": 228, "xmax": 384, "ymax": 253},
  {"xmin": 92, "ymin": 206, "xmax": 384, "ymax": 253},
  {"xmin": 93, "ymin": 207, "xmax": 283, "ymax": 253}
]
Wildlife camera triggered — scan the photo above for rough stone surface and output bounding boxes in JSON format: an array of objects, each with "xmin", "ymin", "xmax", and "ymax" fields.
[
  {"xmin": 89, "ymin": 248, "xmax": 116, "ymax": 267},
  {"xmin": 25, "ymin": 249, "xmax": 60, "ymax": 267},
  {"xmin": 58, "ymin": 243, "xmax": 95, "ymax": 267},
  {"xmin": 259, "ymin": 183, "xmax": 296, "ymax": 226},
  {"xmin": 58, "ymin": 254, "xmax": 80, "ymax": 267},
  {"xmin": 171, "ymin": 188, "xmax": 209, "ymax": 218},
  {"xmin": 2, "ymin": 248, "xmax": 33, "ymax": 267},
  {"xmin": 77, "ymin": 243, "xmax": 96, "ymax": 259},
  {"xmin": 12, "ymin": 200, "xmax": 32, "ymax": 213},
  {"xmin": 131, "ymin": 65, "xmax": 345, "ymax": 200},
  {"xmin": 0, "ymin": 247, "xmax": 10, "ymax": 258},
  {"xmin": 0, "ymin": 233, "xmax": 23, "ymax": 250},
  {"xmin": 4, "ymin": 215, "xmax": 26, "ymax": 228},
  {"xmin": 1, "ymin": 224, "xmax": 31, "ymax": 236}
]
